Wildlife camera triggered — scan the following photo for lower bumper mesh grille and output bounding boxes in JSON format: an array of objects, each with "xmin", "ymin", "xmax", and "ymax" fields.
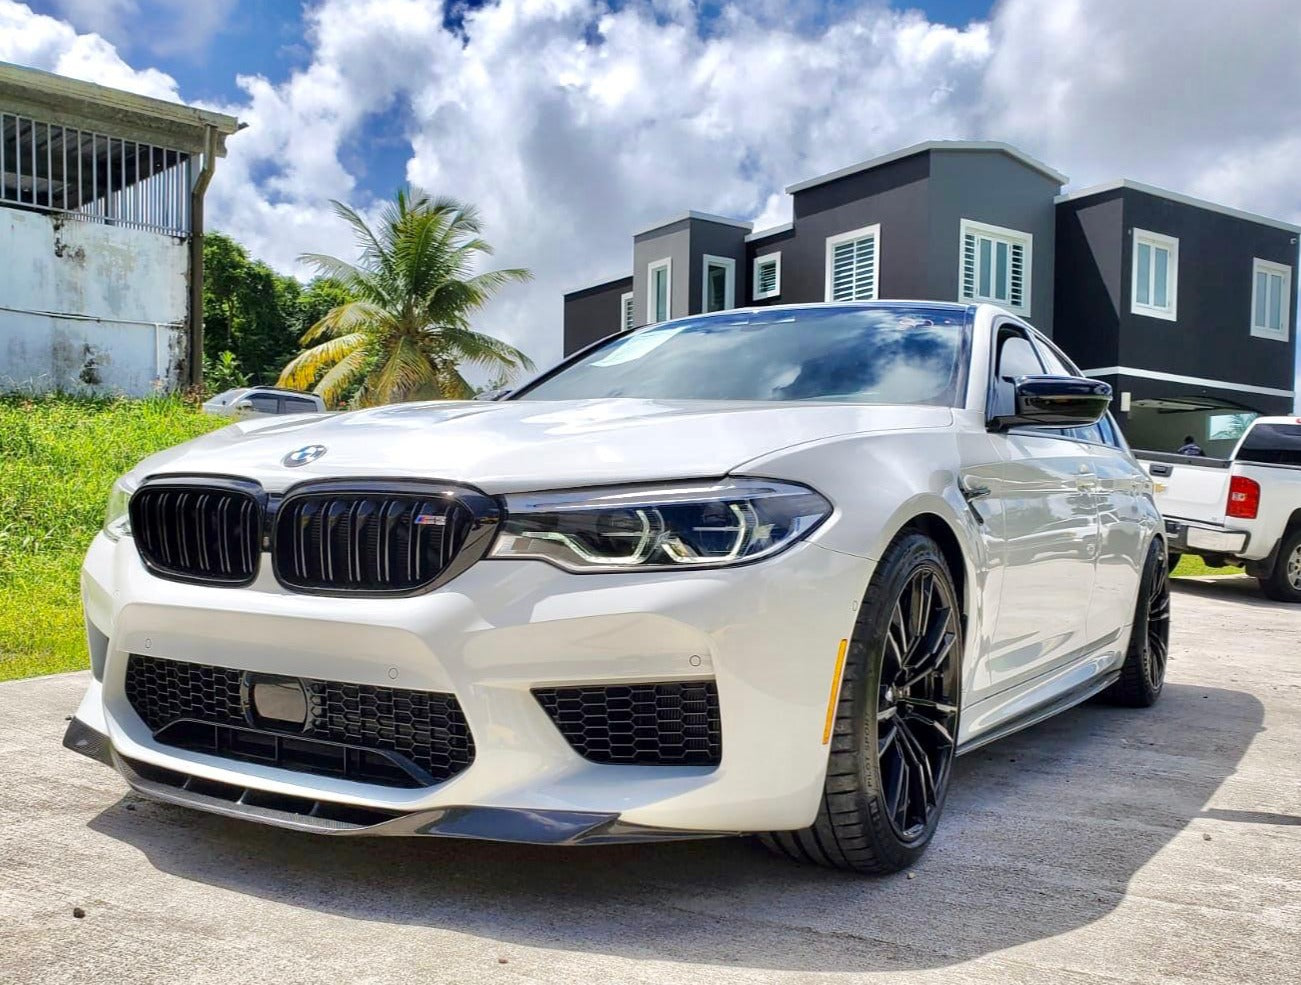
[
  {"xmin": 533, "ymin": 681, "xmax": 721, "ymax": 766},
  {"xmin": 125, "ymin": 654, "xmax": 475, "ymax": 788}
]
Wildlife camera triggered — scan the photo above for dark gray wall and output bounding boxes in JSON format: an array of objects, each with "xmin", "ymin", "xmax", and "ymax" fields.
[
  {"xmin": 562, "ymin": 276, "xmax": 632, "ymax": 355},
  {"xmin": 1054, "ymin": 191, "xmax": 1125, "ymax": 371},
  {"xmin": 927, "ymin": 150, "xmax": 1062, "ymax": 333},
  {"xmin": 689, "ymin": 221, "xmax": 748, "ymax": 312},
  {"xmin": 776, "ymin": 152, "xmax": 933, "ymax": 303},
  {"xmin": 1116, "ymin": 189, "xmax": 1298, "ymax": 393}
]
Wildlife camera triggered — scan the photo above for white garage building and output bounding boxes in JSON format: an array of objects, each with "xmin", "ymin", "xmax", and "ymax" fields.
[{"xmin": 0, "ymin": 62, "xmax": 239, "ymax": 395}]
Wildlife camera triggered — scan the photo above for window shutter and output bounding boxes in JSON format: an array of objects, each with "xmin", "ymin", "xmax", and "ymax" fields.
[
  {"xmin": 1009, "ymin": 241, "xmax": 1025, "ymax": 309},
  {"xmin": 757, "ymin": 259, "xmax": 777, "ymax": 296},
  {"xmin": 621, "ymin": 294, "xmax": 635, "ymax": 331},
  {"xmin": 832, "ymin": 234, "xmax": 876, "ymax": 301},
  {"xmin": 961, "ymin": 232, "xmax": 977, "ymax": 301}
]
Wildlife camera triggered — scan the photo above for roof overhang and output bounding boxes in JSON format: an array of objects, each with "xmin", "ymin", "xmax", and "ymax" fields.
[
  {"xmin": 786, "ymin": 140, "xmax": 1068, "ymax": 194},
  {"xmin": 0, "ymin": 61, "xmax": 240, "ymax": 156},
  {"xmin": 1055, "ymin": 179, "xmax": 1301, "ymax": 235},
  {"xmin": 633, "ymin": 210, "xmax": 753, "ymax": 238}
]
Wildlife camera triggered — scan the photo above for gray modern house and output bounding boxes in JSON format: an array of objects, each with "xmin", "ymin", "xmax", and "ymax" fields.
[{"xmin": 562, "ymin": 140, "xmax": 1299, "ymax": 451}]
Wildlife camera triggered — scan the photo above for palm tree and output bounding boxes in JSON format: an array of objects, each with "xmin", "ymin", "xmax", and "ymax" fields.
[{"xmin": 278, "ymin": 188, "xmax": 533, "ymax": 407}]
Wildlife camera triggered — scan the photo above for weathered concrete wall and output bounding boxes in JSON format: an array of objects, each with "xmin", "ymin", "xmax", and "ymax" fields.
[{"xmin": 0, "ymin": 207, "xmax": 188, "ymax": 395}]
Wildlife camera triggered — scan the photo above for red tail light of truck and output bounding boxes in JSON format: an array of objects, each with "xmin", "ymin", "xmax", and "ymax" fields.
[{"xmin": 1226, "ymin": 475, "xmax": 1261, "ymax": 519}]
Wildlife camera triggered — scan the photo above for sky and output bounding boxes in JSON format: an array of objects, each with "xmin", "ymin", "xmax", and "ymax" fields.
[{"xmin": 3, "ymin": 0, "xmax": 1300, "ymax": 393}]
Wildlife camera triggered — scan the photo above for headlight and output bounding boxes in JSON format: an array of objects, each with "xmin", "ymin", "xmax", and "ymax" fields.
[
  {"xmin": 488, "ymin": 478, "xmax": 831, "ymax": 572},
  {"xmin": 103, "ymin": 477, "xmax": 136, "ymax": 541}
]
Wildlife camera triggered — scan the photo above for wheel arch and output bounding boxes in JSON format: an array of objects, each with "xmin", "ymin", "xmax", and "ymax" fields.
[{"xmin": 897, "ymin": 512, "xmax": 968, "ymax": 628}]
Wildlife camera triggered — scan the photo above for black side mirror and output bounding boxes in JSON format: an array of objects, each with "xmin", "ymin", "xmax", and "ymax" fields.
[{"xmin": 989, "ymin": 375, "xmax": 1112, "ymax": 432}]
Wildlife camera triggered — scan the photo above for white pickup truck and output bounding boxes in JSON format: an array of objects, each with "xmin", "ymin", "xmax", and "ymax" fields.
[{"xmin": 1137, "ymin": 417, "xmax": 1301, "ymax": 602}]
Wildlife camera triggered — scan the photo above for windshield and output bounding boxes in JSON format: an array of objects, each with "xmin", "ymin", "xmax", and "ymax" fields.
[{"xmin": 517, "ymin": 304, "xmax": 970, "ymax": 405}]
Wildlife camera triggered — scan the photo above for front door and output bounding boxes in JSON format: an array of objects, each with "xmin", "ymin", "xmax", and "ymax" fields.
[{"xmin": 972, "ymin": 328, "xmax": 1100, "ymax": 702}]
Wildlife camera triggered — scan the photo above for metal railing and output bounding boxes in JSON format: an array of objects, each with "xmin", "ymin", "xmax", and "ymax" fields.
[{"xmin": 0, "ymin": 112, "xmax": 192, "ymax": 236}]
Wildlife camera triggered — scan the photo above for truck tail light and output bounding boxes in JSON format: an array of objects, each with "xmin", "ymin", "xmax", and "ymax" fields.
[{"xmin": 1226, "ymin": 475, "xmax": 1260, "ymax": 519}]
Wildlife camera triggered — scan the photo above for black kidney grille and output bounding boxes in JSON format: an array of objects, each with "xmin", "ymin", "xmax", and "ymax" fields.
[
  {"xmin": 130, "ymin": 485, "xmax": 260, "ymax": 584},
  {"xmin": 274, "ymin": 493, "xmax": 476, "ymax": 593},
  {"xmin": 125, "ymin": 654, "xmax": 476, "ymax": 788},
  {"xmin": 533, "ymin": 681, "xmax": 722, "ymax": 766}
]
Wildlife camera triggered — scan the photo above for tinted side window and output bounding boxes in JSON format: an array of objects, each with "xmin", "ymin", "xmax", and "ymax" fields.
[
  {"xmin": 1066, "ymin": 422, "xmax": 1106, "ymax": 444},
  {"xmin": 248, "ymin": 394, "xmax": 280, "ymax": 413},
  {"xmin": 1237, "ymin": 423, "xmax": 1301, "ymax": 466},
  {"xmin": 1032, "ymin": 335, "xmax": 1084, "ymax": 378},
  {"xmin": 992, "ymin": 330, "xmax": 1044, "ymax": 418},
  {"xmin": 1035, "ymin": 343, "xmax": 1073, "ymax": 377},
  {"xmin": 282, "ymin": 396, "xmax": 318, "ymax": 412}
]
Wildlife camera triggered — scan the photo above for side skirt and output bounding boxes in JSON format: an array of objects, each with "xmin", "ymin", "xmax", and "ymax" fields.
[{"xmin": 954, "ymin": 670, "xmax": 1120, "ymax": 756}]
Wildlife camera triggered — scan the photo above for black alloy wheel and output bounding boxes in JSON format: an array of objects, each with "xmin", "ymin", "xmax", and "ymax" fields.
[
  {"xmin": 876, "ymin": 565, "xmax": 961, "ymax": 841},
  {"xmin": 1107, "ymin": 539, "xmax": 1171, "ymax": 707},
  {"xmin": 762, "ymin": 530, "xmax": 961, "ymax": 874}
]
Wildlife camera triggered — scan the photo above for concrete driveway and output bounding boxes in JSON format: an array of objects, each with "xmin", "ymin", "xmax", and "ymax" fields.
[{"xmin": 2, "ymin": 577, "xmax": 1299, "ymax": 985}]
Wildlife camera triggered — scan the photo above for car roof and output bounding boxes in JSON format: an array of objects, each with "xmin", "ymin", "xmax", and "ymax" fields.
[{"xmin": 243, "ymin": 386, "xmax": 318, "ymax": 398}]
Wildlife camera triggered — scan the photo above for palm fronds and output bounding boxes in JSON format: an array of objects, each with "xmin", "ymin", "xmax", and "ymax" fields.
[{"xmin": 278, "ymin": 187, "xmax": 533, "ymax": 408}]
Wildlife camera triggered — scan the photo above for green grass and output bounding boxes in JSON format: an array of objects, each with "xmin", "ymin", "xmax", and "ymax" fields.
[
  {"xmin": 1172, "ymin": 554, "xmax": 1244, "ymax": 578},
  {"xmin": 0, "ymin": 394, "xmax": 226, "ymax": 681}
]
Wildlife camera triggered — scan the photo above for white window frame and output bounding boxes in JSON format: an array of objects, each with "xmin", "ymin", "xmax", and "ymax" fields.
[
  {"xmin": 752, "ymin": 253, "xmax": 782, "ymax": 300},
  {"xmin": 619, "ymin": 291, "xmax": 635, "ymax": 332},
  {"xmin": 1130, "ymin": 228, "xmax": 1179, "ymax": 321},
  {"xmin": 824, "ymin": 223, "xmax": 881, "ymax": 302},
  {"xmin": 701, "ymin": 254, "xmax": 736, "ymax": 313},
  {"xmin": 1250, "ymin": 257, "xmax": 1291, "ymax": 342},
  {"xmin": 647, "ymin": 257, "xmax": 672, "ymax": 324},
  {"xmin": 958, "ymin": 218, "xmax": 1032, "ymax": 315}
]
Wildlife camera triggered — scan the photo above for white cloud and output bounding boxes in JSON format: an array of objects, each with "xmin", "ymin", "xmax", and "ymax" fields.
[
  {"xmin": 2, "ymin": 0, "xmax": 1299, "ymax": 381},
  {"xmin": 0, "ymin": 0, "xmax": 179, "ymax": 99},
  {"xmin": 46, "ymin": 0, "xmax": 238, "ymax": 58}
]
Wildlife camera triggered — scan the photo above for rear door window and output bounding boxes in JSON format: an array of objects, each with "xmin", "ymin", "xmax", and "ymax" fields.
[
  {"xmin": 1237, "ymin": 423, "xmax": 1301, "ymax": 466},
  {"xmin": 282, "ymin": 396, "xmax": 319, "ymax": 413},
  {"xmin": 247, "ymin": 394, "xmax": 280, "ymax": 413}
]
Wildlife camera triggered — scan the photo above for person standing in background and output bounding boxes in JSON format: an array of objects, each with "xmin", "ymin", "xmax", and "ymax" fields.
[{"xmin": 1177, "ymin": 434, "xmax": 1204, "ymax": 456}]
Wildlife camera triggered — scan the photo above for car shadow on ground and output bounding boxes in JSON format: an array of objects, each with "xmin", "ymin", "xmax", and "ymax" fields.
[
  {"xmin": 1170, "ymin": 574, "xmax": 1285, "ymax": 609},
  {"xmin": 88, "ymin": 682, "xmax": 1262, "ymax": 973}
]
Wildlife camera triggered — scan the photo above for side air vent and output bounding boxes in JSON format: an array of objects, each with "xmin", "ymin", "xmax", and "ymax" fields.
[
  {"xmin": 129, "ymin": 479, "xmax": 262, "ymax": 585},
  {"xmin": 271, "ymin": 481, "xmax": 499, "ymax": 596},
  {"xmin": 533, "ymin": 681, "xmax": 722, "ymax": 766}
]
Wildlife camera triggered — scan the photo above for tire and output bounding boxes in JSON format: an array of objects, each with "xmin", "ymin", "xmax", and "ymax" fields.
[
  {"xmin": 1259, "ymin": 528, "xmax": 1301, "ymax": 604},
  {"xmin": 761, "ymin": 531, "xmax": 961, "ymax": 875},
  {"xmin": 1105, "ymin": 539, "xmax": 1171, "ymax": 707}
]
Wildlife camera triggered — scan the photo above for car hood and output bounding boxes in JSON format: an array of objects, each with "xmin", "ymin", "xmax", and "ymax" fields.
[{"xmin": 128, "ymin": 399, "xmax": 953, "ymax": 494}]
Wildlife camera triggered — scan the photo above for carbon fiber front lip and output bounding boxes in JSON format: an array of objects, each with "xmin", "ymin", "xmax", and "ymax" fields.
[{"xmin": 62, "ymin": 717, "xmax": 737, "ymax": 844}]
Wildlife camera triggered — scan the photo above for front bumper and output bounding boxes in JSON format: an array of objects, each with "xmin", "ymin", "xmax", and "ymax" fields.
[
  {"xmin": 64, "ymin": 717, "xmax": 730, "ymax": 844},
  {"xmin": 1163, "ymin": 518, "xmax": 1250, "ymax": 556},
  {"xmin": 74, "ymin": 530, "xmax": 872, "ymax": 836}
]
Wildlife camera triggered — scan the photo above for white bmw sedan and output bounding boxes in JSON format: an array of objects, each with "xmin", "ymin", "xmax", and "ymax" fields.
[{"xmin": 65, "ymin": 302, "xmax": 1168, "ymax": 874}]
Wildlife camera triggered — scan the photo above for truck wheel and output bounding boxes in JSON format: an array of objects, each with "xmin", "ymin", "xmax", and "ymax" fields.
[
  {"xmin": 1260, "ymin": 528, "xmax": 1301, "ymax": 604},
  {"xmin": 760, "ymin": 531, "xmax": 961, "ymax": 874}
]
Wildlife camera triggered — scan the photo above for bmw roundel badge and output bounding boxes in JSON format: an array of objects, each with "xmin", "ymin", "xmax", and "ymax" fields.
[{"xmin": 282, "ymin": 444, "xmax": 327, "ymax": 467}]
